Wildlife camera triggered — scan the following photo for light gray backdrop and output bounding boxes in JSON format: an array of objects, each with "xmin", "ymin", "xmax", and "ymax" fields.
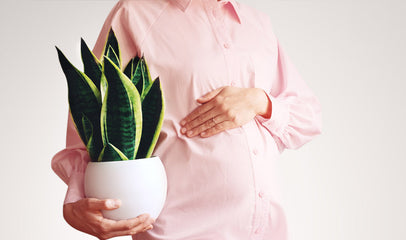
[{"xmin": 0, "ymin": 0, "xmax": 405, "ymax": 239}]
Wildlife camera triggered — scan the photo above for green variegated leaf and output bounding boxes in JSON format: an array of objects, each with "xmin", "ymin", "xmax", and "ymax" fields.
[
  {"xmin": 131, "ymin": 57, "xmax": 143, "ymax": 87},
  {"xmin": 123, "ymin": 56, "xmax": 140, "ymax": 80},
  {"xmin": 136, "ymin": 77, "xmax": 165, "ymax": 159},
  {"xmin": 135, "ymin": 70, "xmax": 144, "ymax": 99},
  {"xmin": 81, "ymin": 38, "xmax": 102, "ymax": 90},
  {"xmin": 100, "ymin": 73, "xmax": 108, "ymax": 104},
  {"xmin": 98, "ymin": 142, "xmax": 128, "ymax": 161},
  {"xmin": 82, "ymin": 113, "xmax": 93, "ymax": 143},
  {"xmin": 81, "ymin": 114, "xmax": 101, "ymax": 160},
  {"xmin": 101, "ymin": 56, "xmax": 142, "ymax": 160},
  {"xmin": 103, "ymin": 29, "xmax": 121, "ymax": 68},
  {"xmin": 138, "ymin": 57, "xmax": 153, "ymax": 101},
  {"xmin": 106, "ymin": 46, "xmax": 120, "ymax": 70},
  {"xmin": 56, "ymin": 46, "xmax": 102, "ymax": 161}
]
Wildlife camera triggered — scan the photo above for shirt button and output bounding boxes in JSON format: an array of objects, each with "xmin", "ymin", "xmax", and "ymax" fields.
[
  {"xmin": 231, "ymin": 81, "xmax": 236, "ymax": 86},
  {"xmin": 223, "ymin": 43, "xmax": 230, "ymax": 49},
  {"xmin": 252, "ymin": 148, "xmax": 258, "ymax": 155},
  {"xmin": 258, "ymin": 191, "xmax": 265, "ymax": 198}
]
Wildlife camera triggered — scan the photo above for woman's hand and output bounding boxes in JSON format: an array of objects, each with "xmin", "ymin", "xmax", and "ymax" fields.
[
  {"xmin": 180, "ymin": 86, "xmax": 271, "ymax": 138},
  {"xmin": 63, "ymin": 198, "xmax": 155, "ymax": 240}
]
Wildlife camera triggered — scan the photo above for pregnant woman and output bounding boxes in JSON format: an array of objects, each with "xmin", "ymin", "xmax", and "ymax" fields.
[{"xmin": 52, "ymin": 0, "xmax": 322, "ymax": 239}]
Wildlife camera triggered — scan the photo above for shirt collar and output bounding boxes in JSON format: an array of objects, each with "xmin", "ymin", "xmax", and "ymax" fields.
[{"xmin": 174, "ymin": 0, "xmax": 242, "ymax": 24}]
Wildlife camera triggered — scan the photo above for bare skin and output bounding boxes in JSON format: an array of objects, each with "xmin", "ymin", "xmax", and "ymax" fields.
[
  {"xmin": 63, "ymin": 198, "xmax": 155, "ymax": 240},
  {"xmin": 180, "ymin": 86, "xmax": 272, "ymax": 138}
]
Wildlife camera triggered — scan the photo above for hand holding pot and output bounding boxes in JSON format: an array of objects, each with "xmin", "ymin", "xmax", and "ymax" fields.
[{"xmin": 63, "ymin": 198, "xmax": 155, "ymax": 240}]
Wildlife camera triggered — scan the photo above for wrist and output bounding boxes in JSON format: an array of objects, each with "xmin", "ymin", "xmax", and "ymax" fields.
[
  {"xmin": 63, "ymin": 202, "xmax": 75, "ymax": 226},
  {"xmin": 253, "ymin": 88, "xmax": 272, "ymax": 118}
]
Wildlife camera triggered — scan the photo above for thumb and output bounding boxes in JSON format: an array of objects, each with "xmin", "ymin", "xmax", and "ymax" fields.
[
  {"xmin": 197, "ymin": 87, "xmax": 224, "ymax": 103},
  {"xmin": 85, "ymin": 198, "xmax": 121, "ymax": 211}
]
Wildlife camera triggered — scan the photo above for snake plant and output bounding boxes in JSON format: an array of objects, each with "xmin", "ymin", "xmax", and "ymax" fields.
[{"xmin": 56, "ymin": 28, "xmax": 165, "ymax": 162}]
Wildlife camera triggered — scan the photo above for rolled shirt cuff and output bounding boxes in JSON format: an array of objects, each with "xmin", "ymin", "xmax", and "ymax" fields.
[
  {"xmin": 64, "ymin": 171, "xmax": 85, "ymax": 205},
  {"xmin": 255, "ymin": 92, "xmax": 290, "ymax": 137}
]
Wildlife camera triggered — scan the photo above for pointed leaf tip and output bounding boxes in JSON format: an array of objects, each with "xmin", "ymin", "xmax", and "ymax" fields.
[
  {"xmin": 81, "ymin": 38, "xmax": 102, "ymax": 90},
  {"xmin": 103, "ymin": 27, "xmax": 121, "ymax": 69}
]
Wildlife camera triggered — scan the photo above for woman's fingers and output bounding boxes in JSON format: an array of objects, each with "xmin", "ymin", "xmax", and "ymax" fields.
[
  {"xmin": 83, "ymin": 198, "xmax": 121, "ymax": 211},
  {"xmin": 108, "ymin": 214, "xmax": 154, "ymax": 232},
  {"xmin": 180, "ymin": 87, "xmax": 225, "ymax": 127},
  {"xmin": 200, "ymin": 121, "xmax": 235, "ymax": 138},
  {"xmin": 99, "ymin": 225, "xmax": 153, "ymax": 240},
  {"xmin": 180, "ymin": 105, "xmax": 224, "ymax": 135},
  {"xmin": 64, "ymin": 199, "xmax": 154, "ymax": 240},
  {"xmin": 98, "ymin": 224, "xmax": 153, "ymax": 240},
  {"xmin": 97, "ymin": 214, "xmax": 155, "ymax": 239},
  {"xmin": 183, "ymin": 113, "xmax": 228, "ymax": 137},
  {"xmin": 180, "ymin": 101, "xmax": 216, "ymax": 127},
  {"xmin": 197, "ymin": 87, "xmax": 224, "ymax": 103}
]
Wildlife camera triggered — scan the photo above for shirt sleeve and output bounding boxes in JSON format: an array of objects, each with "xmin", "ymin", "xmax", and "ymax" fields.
[
  {"xmin": 255, "ymin": 26, "xmax": 322, "ymax": 152},
  {"xmin": 51, "ymin": 0, "xmax": 138, "ymax": 204}
]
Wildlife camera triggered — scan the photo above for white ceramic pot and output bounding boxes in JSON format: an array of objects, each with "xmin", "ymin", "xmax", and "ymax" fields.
[{"xmin": 84, "ymin": 156, "xmax": 167, "ymax": 220}]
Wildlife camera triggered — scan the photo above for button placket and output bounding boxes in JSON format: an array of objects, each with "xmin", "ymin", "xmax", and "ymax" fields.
[
  {"xmin": 217, "ymin": 22, "xmax": 231, "ymax": 50},
  {"xmin": 241, "ymin": 122, "xmax": 270, "ymax": 239},
  {"xmin": 209, "ymin": 1, "xmax": 232, "ymax": 50},
  {"xmin": 254, "ymin": 193, "xmax": 270, "ymax": 238},
  {"xmin": 251, "ymin": 192, "xmax": 270, "ymax": 239},
  {"xmin": 204, "ymin": 0, "xmax": 234, "ymax": 86}
]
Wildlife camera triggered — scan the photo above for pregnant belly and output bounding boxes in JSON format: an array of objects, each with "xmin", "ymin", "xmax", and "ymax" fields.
[{"xmin": 153, "ymin": 126, "xmax": 255, "ymax": 211}]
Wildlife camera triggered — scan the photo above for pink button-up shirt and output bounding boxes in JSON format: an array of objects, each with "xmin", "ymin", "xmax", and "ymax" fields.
[{"xmin": 52, "ymin": 0, "xmax": 322, "ymax": 239}]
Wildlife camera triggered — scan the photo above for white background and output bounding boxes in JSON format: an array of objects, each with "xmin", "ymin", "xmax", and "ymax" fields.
[{"xmin": 0, "ymin": 0, "xmax": 405, "ymax": 239}]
